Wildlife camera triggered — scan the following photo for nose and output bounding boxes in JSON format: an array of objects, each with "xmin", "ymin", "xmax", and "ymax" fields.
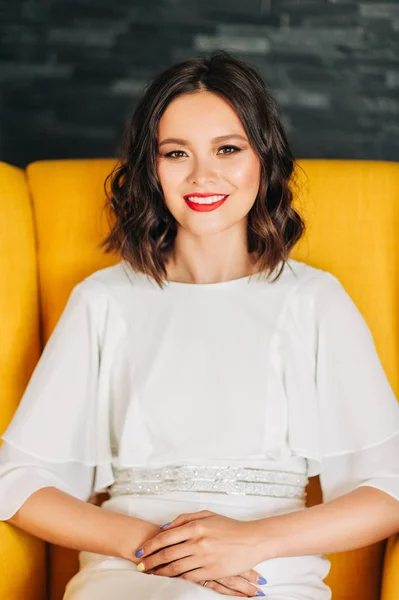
[{"xmin": 188, "ymin": 156, "xmax": 217, "ymax": 187}]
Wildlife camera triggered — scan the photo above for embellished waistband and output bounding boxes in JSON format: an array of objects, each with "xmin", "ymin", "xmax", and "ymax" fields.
[{"xmin": 109, "ymin": 464, "xmax": 308, "ymax": 500}]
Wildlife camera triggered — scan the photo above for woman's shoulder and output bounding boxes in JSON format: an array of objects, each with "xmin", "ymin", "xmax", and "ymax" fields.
[
  {"xmin": 73, "ymin": 260, "xmax": 135, "ymax": 300},
  {"xmin": 62, "ymin": 262, "xmax": 137, "ymax": 332},
  {"xmin": 281, "ymin": 259, "xmax": 352, "ymax": 328},
  {"xmin": 71, "ymin": 261, "xmax": 155, "ymax": 330},
  {"xmin": 283, "ymin": 258, "xmax": 340, "ymax": 294},
  {"xmin": 285, "ymin": 259, "xmax": 361, "ymax": 335}
]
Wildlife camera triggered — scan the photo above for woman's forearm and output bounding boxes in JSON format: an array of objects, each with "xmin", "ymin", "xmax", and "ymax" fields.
[
  {"xmin": 253, "ymin": 486, "xmax": 399, "ymax": 560},
  {"xmin": 7, "ymin": 486, "xmax": 160, "ymax": 560}
]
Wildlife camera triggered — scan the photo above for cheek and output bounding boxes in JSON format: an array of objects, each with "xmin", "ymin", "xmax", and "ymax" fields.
[
  {"xmin": 225, "ymin": 155, "xmax": 260, "ymax": 190},
  {"xmin": 156, "ymin": 161, "xmax": 186, "ymax": 196}
]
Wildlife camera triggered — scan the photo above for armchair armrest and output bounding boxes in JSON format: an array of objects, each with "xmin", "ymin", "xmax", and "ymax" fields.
[
  {"xmin": 381, "ymin": 533, "xmax": 399, "ymax": 600},
  {"xmin": 0, "ymin": 522, "xmax": 46, "ymax": 600}
]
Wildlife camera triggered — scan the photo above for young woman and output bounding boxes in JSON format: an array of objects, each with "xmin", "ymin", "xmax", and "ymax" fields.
[{"xmin": 0, "ymin": 51, "xmax": 398, "ymax": 600}]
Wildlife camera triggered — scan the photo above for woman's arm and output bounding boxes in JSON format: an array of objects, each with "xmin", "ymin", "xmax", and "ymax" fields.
[
  {"xmin": 8, "ymin": 487, "xmax": 268, "ymax": 598},
  {"xmin": 134, "ymin": 487, "xmax": 398, "ymax": 582},
  {"xmin": 7, "ymin": 486, "xmax": 160, "ymax": 561},
  {"xmin": 254, "ymin": 486, "xmax": 399, "ymax": 560}
]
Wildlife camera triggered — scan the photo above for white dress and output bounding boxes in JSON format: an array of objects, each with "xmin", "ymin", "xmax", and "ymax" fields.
[{"xmin": 0, "ymin": 258, "xmax": 398, "ymax": 600}]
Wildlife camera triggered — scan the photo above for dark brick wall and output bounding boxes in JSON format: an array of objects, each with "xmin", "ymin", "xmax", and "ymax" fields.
[{"xmin": 1, "ymin": 0, "xmax": 398, "ymax": 167}]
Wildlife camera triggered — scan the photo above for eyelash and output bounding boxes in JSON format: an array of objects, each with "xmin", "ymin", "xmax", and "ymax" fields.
[{"xmin": 162, "ymin": 145, "xmax": 242, "ymax": 159}]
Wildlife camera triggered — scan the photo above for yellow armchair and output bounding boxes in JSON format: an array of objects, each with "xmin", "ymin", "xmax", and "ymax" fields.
[{"xmin": 0, "ymin": 158, "xmax": 398, "ymax": 600}]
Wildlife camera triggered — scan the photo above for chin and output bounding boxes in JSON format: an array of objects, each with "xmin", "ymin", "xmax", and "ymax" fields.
[{"xmin": 187, "ymin": 218, "xmax": 232, "ymax": 235}]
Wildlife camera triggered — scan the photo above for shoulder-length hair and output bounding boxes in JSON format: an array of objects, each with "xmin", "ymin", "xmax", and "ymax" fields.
[{"xmin": 99, "ymin": 50, "xmax": 305, "ymax": 288}]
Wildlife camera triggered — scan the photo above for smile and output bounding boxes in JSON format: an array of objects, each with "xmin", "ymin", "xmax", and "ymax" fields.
[{"xmin": 183, "ymin": 194, "xmax": 229, "ymax": 212}]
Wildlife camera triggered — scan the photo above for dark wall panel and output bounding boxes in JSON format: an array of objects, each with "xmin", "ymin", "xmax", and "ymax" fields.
[{"xmin": 0, "ymin": 0, "xmax": 398, "ymax": 166}]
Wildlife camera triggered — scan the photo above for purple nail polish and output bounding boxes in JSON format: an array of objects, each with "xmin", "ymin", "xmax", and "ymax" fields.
[
  {"xmin": 255, "ymin": 592, "xmax": 265, "ymax": 597},
  {"xmin": 257, "ymin": 576, "xmax": 267, "ymax": 585},
  {"xmin": 160, "ymin": 521, "xmax": 172, "ymax": 528},
  {"xmin": 135, "ymin": 548, "xmax": 144, "ymax": 558}
]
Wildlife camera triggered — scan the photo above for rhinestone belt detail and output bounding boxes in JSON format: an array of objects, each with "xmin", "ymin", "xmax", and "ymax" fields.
[{"xmin": 110, "ymin": 465, "xmax": 308, "ymax": 500}]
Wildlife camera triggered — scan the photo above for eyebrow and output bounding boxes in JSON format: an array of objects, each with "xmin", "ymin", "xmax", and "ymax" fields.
[{"xmin": 158, "ymin": 134, "xmax": 248, "ymax": 147}]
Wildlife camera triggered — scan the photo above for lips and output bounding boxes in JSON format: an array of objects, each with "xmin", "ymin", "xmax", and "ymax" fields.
[{"xmin": 183, "ymin": 193, "xmax": 229, "ymax": 213}]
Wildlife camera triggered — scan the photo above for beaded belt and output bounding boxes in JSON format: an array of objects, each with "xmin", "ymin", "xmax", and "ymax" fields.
[{"xmin": 110, "ymin": 465, "xmax": 308, "ymax": 500}]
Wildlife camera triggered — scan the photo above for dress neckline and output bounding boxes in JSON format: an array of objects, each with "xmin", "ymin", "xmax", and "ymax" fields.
[
  {"xmin": 163, "ymin": 273, "xmax": 254, "ymax": 288},
  {"xmin": 121, "ymin": 260, "xmax": 287, "ymax": 290}
]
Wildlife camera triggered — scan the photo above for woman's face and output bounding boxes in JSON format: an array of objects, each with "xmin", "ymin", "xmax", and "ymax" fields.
[{"xmin": 156, "ymin": 90, "xmax": 261, "ymax": 237}]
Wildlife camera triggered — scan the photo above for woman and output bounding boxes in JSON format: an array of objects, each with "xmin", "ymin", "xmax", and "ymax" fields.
[{"xmin": 0, "ymin": 51, "xmax": 398, "ymax": 600}]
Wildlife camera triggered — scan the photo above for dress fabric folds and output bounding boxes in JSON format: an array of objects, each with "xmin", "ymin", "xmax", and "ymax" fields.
[{"xmin": 0, "ymin": 258, "xmax": 398, "ymax": 599}]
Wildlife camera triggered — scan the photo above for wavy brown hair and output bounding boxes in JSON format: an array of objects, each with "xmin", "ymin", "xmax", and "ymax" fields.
[{"xmin": 99, "ymin": 50, "xmax": 305, "ymax": 288}]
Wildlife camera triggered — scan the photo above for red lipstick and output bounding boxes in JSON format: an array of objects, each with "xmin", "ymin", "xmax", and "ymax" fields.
[{"xmin": 183, "ymin": 193, "xmax": 229, "ymax": 212}]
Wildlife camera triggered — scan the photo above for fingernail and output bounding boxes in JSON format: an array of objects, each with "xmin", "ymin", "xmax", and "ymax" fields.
[
  {"xmin": 160, "ymin": 521, "xmax": 172, "ymax": 528},
  {"xmin": 135, "ymin": 548, "xmax": 144, "ymax": 558},
  {"xmin": 257, "ymin": 576, "xmax": 267, "ymax": 585},
  {"xmin": 255, "ymin": 592, "xmax": 266, "ymax": 597},
  {"xmin": 137, "ymin": 562, "xmax": 145, "ymax": 572}
]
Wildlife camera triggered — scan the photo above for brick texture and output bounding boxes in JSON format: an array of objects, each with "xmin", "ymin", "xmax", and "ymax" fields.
[{"xmin": 0, "ymin": 0, "xmax": 398, "ymax": 166}]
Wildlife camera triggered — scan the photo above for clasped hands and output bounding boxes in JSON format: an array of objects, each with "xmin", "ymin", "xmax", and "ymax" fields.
[{"xmin": 133, "ymin": 510, "xmax": 268, "ymax": 597}]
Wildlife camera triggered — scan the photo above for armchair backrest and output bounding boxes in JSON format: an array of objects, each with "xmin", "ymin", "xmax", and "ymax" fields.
[
  {"xmin": 0, "ymin": 162, "xmax": 46, "ymax": 600},
  {"xmin": 1, "ymin": 158, "xmax": 398, "ymax": 600}
]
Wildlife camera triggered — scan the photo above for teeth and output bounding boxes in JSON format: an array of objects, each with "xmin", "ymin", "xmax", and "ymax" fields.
[{"xmin": 186, "ymin": 195, "xmax": 227, "ymax": 204}]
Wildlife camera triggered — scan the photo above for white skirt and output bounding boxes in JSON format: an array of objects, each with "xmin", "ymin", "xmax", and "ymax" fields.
[{"xmin": 63, "ymin": 485, "xmax": 332, "ymax": 600}]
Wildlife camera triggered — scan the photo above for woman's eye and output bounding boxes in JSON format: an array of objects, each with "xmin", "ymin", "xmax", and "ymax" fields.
[
  {"xmin": 164, "ymin": 150, "xmax": 187, "ymax": 159},
  {"xmin": 218, "ymin": 145, "xmax": 241, "ymax": 155},
  {"xmin": 161, "ymin": 146, "xmax": 241, "ymax": 158}
]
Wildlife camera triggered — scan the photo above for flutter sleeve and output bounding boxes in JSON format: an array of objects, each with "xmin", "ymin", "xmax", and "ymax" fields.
[
  {"xmin": 313, "ymin": 273, "xmax": 399, "ymax": 503},
  {"xmin": 0, "ymin": 281, "xmax": 114, "ymax": 520}
]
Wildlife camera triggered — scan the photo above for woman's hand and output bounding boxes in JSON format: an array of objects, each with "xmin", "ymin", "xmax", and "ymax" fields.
[
  {"xmin": 134, "ymin": 510, "xmax": 264, "ymax": 583},
  {"xmin": 197, "ymin": 570, "xmax": 267, "ymax": 597},
  {"xmin": 145, "ymin": 566, "xmax": 266, "ymax": 597}
]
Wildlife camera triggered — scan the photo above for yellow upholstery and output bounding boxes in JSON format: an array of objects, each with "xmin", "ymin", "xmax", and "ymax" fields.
[
  {"xmin": 0, "ymin": 162, "xmax": 46, "ymax": 600},
  {"xmin": 381, "ymin": 535, "xmax": 399, "ymax": 599},
  {"xmin": 0, "ymin": 158, "xmax": 398, "ymax": 600}
]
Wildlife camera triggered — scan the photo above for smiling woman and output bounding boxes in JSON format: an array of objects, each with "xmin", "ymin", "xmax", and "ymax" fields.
[
  {"xmin": 0, "ymin": 50, "xmax": 398, "ymax": 600},
  {"xmin": 156, "ymin": 92, "xmax": 261, "ymax": 236},
  {"xmin": 99, "ymin": 49, "xmax": 304, "ymax": 287}
]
